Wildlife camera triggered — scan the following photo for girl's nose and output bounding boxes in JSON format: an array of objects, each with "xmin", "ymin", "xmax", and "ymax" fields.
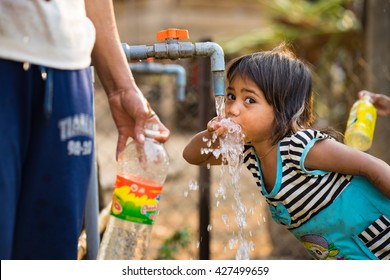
[{"xmin": 225, "ymin": 102, "xmax": 240, "ymax": 117}]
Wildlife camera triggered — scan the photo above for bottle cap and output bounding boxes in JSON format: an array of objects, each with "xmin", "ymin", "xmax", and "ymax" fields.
[{"xmin": 360, "ymin": 95, "xmax": 373, "ymax": 103}]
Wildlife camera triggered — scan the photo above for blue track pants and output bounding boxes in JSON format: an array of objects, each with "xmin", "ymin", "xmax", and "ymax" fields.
[{"xmin": 0, "ymin": 59, "xmax": 94, "ymax": 259}]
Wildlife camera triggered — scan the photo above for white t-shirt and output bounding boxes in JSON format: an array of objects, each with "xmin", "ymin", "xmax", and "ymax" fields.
[{"xmin": 0, "ymin": 0, "xmax": 95, "ymax": 69}]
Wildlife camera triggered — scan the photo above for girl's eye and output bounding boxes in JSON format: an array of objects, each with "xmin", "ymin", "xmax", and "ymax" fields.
[
  {"xmin": 226, "ymin": 93, "xmax": 235, "ymax": 100},
  {"xmin": 245, "ymin": 97, "xmax": 255, "ymax": 104}
]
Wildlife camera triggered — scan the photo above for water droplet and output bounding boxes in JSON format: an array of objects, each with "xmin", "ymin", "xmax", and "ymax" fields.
[
  {"xmin": 215, "ymin": 185, "xmax": 226, "ymax": 200},
  {"xmin": 212, "ymin": 149, "xmax": 221, "ymax": 159},
  {"xmin": 207, "ymin": 224, "xmax": 212, "ymax": 231},
  {"xmin": 184, "ymin": 180, "xmax": 199, "ymax": 197},
  {"xmin": 222, "ymin": 214, "xmax": 229, "ymax": 225},
  {"xmin": 188, "ymin": 180, "xmax": 199, "ymax": 191}
]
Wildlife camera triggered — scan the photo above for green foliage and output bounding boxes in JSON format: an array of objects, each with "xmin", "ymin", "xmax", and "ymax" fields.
[
  {"xmin": 156, "ymin": 228, "xmax": 191, "ymax": 260},
  {"xmin": 221, "ymin": 0, "xmax": 362, "ymax": 53},
  {"xmin": 262, "ymin": 0, "xmax": 360, "ymax": 31}
]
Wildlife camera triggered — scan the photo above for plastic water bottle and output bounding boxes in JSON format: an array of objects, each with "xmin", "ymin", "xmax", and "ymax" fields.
[
  {"xmin": 97, "ymin": 123, "xmax": 169, "ymax": 260},
  {"xmin": 344, "ymin": 95, "xmax": 377, "ymax": 151}
]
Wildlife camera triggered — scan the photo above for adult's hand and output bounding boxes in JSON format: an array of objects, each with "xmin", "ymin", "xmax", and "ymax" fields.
[{"xmin": 85, "ymin": 0, "xmax": 170, "ymax": 158}]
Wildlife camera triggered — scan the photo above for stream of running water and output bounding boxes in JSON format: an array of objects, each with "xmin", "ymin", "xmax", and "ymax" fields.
[
  {"xmin": 184, "ymin": 97, "xmax": 253, "ymax": 259},
  {"xmin": 196, "ymin": 97, "xmax": 253, "ymax": 259}
]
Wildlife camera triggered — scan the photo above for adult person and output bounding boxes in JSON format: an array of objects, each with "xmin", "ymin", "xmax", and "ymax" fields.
[{"xmin": 0, "ymin": 0, "xmax": 169, "ymax": 259}]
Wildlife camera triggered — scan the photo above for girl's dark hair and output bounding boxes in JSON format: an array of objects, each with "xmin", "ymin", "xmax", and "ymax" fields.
[{"xmin": 226, "ymin": 43, "xmax": 315, "ymax": 144}]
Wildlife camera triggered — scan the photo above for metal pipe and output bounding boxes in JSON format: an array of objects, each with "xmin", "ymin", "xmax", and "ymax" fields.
[
  {"xmin": 129, "ymin": 62, "xmax": 187, "ymax": 101},
  {"xmin": 197, "ymin": 51, "xmax": 212, "ymax": 260},
  {"xmin": 195, "ymin": 42, "xmax": 225, "ymax": 97},
  {"xmin": 84, "ymin": 154, "xmax": 99, "ymax": 259},
  {"xmin": 83, "ymin": 66, "xmax": 100, "ymax": 260},
  {"xmin": 122, "ymin": 39, "xmax": 225, "ymax": 98}
]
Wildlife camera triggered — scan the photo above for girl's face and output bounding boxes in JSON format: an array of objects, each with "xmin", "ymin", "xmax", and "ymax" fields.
[{"xmin": 225, "ymin": 75, "xmax": 275, "ymax": 144}]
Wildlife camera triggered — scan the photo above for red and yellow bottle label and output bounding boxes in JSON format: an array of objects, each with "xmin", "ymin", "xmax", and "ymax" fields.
[{"xmin": 110, "ymin": 175, "xmax": 162, "ymax": 225}]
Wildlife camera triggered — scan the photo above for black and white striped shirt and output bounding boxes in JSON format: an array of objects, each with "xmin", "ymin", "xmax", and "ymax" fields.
[{"xmin": 244, "ymin": 129, "xmax": 353, "ymax": 229}]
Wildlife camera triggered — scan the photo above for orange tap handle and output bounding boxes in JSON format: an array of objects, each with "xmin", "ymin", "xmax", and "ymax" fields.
[{"xmin": 157, "ymin": 28, "xmax": 189, "ymax": 41}]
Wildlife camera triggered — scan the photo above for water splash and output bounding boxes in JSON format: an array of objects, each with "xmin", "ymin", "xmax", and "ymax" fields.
[{"xmin": 201, "ymin": 117, "xmax": 252, "ymax": 259}]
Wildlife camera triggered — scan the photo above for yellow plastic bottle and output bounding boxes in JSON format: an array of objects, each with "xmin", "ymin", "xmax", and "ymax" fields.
[{"xmin": 344, "ymin": 96, "xmax": 377, "ymax": 151}]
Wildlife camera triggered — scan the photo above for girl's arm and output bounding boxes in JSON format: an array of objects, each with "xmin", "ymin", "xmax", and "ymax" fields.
[
  {"xmin": 182, "ymin": 130, "xmax": 221, "ymax": 165},
  {"xmin": 305, "ymin": 138, "xmax": 390, "ymax": 199},
  {"xmin": 183, "ymin": 117, "xmax": 227, "ymax": 166}
]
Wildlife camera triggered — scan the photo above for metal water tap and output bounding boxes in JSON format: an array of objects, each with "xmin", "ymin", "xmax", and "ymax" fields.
[{"xmin": 122, "ymin": 28, "xmax": 225, "ymax": 98}]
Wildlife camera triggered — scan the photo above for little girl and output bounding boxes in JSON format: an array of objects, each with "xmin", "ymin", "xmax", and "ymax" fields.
[{"xmin": 183, "ymin": 44, "xmax": 390, "ymax": 260}]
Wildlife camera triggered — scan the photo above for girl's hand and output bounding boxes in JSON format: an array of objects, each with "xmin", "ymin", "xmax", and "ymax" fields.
[
  {"xmin": 183, "ymin": 117, "xmax": 227, "ymax": 166},
  {"xmin": 207, "ymin": 117, "xmax": 228, "ymax": 137}
]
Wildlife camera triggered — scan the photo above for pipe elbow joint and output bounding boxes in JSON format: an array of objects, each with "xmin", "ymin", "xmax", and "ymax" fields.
[{"xmin": 194, "ymin": 42, "xmax": 225, "ymax": 72}]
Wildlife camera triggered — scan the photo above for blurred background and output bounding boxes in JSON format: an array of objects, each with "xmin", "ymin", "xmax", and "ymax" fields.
[{"xmin": 92, "ymin": 0, "xmax": 390, "ymax": 260}]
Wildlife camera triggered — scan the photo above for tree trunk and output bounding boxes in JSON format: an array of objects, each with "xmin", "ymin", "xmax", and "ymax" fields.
[{"xmin": 365, "ymin": 0, "xmax": 390, "ymax": 163}]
